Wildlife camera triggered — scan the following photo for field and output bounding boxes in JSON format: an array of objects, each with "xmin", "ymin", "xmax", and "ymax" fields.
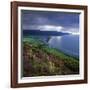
[{"xmin": 23, "ymin": 37, "xmax": 79, "ymax": 77}]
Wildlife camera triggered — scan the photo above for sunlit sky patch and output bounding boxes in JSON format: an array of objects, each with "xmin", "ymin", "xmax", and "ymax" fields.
[{"xmin": 21, "ymin": 10, "xmax": 80, "ymax": 34}]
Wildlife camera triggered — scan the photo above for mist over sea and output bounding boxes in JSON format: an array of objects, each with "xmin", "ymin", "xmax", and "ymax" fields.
[{"xmin": 23, "ymin": 30, "xmax": 79, "ymax": 58}]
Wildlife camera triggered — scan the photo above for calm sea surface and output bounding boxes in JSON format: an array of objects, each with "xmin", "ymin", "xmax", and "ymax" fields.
[{"xmin": 47, "ymin": 35, "xmax": 79, "ymax": 58}]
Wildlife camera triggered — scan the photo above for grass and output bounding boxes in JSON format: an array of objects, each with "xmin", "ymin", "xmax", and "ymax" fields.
[{"xmin": 23, "ymin": 37, "xmax": 79, "ymax": 77}]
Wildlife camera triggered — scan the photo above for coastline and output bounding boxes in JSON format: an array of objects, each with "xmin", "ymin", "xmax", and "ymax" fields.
[{"xmin": 22, "ymin": 37, "xmax": 79, "ymax": 77}]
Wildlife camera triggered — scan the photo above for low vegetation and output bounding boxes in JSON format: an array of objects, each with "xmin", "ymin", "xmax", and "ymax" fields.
[{"xmin": 23, "ymin": 37, "xmax": 79, "ymax": 77}]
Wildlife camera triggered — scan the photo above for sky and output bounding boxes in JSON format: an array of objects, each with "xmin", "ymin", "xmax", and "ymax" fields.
[{"xmin": 21, "ymin": 10, "xmax": 80, "ymax": 34}]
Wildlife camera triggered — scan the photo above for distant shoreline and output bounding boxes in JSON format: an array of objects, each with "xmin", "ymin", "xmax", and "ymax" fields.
[{"xmin": 23, "ymin": 36, "xmax": 79, "ymax": 60}]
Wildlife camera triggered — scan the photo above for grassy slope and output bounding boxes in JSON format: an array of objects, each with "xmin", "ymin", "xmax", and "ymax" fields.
[{"xmin": 23, "ymin": 37, "xmax": 79, "ymax": 77}]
